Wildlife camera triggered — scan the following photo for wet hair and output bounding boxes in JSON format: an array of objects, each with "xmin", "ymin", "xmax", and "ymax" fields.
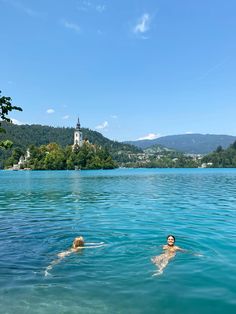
[
  {"xmin": 72, "ymin": 236, "xmax": 84, "ymax": 248},
  {"xmin": 167, "ymin": 235, "xmax": 175, "ymax": 242}
]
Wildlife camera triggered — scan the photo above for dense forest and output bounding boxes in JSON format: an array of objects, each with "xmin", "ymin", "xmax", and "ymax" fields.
[
  {"xmin": 3, "ymin": 141, "xmax": 117, "ymax": 170},
  {"xmin": 201, "ymin": 142, "xmax": 236, "ymax": 167},
  {"xmin": 0, "ymin": 122, "xmax": 141, "ymax": 152},
  {"xmin": 0, "ymin": 122, "xmax": 142, "ymax": 168}
]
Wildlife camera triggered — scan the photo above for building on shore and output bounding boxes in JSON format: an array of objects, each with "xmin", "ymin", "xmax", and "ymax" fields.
[{"xmin": 11, "ymin": 149, "xmax": 31, "ymax": 170}]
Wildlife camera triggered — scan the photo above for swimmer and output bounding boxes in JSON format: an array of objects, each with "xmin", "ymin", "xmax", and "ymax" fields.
[
  {"xmin": 57, "ymin": 236, "xmax": 85, "ymax": 258},
  {"xmin": 45, "ymin": 236, "xmax": 105, "ymax": 276},
  {"xmin": 151, "ymin": 235, "xmax": 186, "ymax": 276}
]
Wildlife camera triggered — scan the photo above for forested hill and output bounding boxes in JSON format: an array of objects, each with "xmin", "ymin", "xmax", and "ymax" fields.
[
  {"xmin": 125, "ymin": 134, "xmax": 236, "ymax": 154},
  {"xmin": 0, "ymin": 122, "xmax": 141, "ymax": 154}
]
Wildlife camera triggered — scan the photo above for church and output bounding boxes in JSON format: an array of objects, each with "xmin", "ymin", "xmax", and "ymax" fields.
[{"xmin": 72, "ymin": 117, "xmax": 83, "ymax": 150}]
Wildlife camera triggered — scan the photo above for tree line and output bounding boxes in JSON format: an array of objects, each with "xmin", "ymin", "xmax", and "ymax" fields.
[
  {"xmin": 4, "ymin": 141, "xmax": 117, "ymax": 170},
  {"xmin": 201, "ymin": 142, "xmax": 236, "ymax": 167}
]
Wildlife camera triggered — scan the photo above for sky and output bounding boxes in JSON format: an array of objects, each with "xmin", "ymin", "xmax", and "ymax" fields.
[{"xmin": 1, "ymin": 0, "xmax": 236, "ymax": 141}]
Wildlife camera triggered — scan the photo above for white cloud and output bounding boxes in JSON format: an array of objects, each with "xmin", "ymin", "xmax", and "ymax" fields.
[
  {"xmin": 95, "ymin": 121, "xmax": 108, "ymax": 130},
  {"xmin": 137, "ymin": 133, "xmax": 160, "ymax": 140},
  {"xmin": 62, "ymin": 115, "xmax": 69, "ymax": 120},
  {"xmin": 133, "ymin": 13, "xmax": 151, "ymax": 34},
  {"xmin": 11, "ymin": 118, "xmax": 23, "ymax": 125},
  {"xmin": 185, "ymin": 131, "xmax": 193, "ymax": 134},
  {"xmin": 62, "ymin": 20, "xmax": 80, "ymax": 33},
  {"xmin": 46, "ymin": 109, "xmax": 55, "ymax": 114},
  {"xmin": 111, "ymin": 115, "xmax": 118, "ymax": 119}
]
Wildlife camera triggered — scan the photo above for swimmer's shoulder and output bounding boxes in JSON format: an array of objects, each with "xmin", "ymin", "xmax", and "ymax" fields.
[
  {"xmin": 163, "ymin": 245, "xmax": 168, "ymax": 250},
  {"xmin": 174, "ymin": 245, "xmax": 186, "ymax": 252}
]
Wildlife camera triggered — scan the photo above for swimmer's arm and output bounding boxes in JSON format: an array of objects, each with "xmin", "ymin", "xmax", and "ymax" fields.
[
  {"xmin": 176, "ymin": 247, "xmax": 203, "ymax": 256},
  {"xmin": 82, "ymin": 243, "xmax": 106, "ymax": 249},
  {"xmin": 86, "ymin": 242, "xmax": 104, "ymax": 245},
  {"xmin": 176, "ymin": 246, "xmax": 187, "ymax": 252},
  {"xmin": 57, "ymin": 243, "xmax": 105, "ymax": 256}
]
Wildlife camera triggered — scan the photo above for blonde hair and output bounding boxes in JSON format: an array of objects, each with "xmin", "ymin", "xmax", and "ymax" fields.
[{"xmin": 72, "ymin": 236, "xmax": 84, "ymax": 248}]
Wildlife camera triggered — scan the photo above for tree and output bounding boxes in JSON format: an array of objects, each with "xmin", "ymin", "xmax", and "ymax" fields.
[
  {"xmin": 231, "ymin": 141, "xmax": 236, "ymax": 150},
  {"xmin": 0, "ymin": 139, "xmax": 13, "ymax": 149},
  {"xmin": 0, "ymin": 91, "xmax": 22, "ymax": 132},
  {"xmin": 216, "ymin": 145, "xmax": 223, "ymax": 153}
]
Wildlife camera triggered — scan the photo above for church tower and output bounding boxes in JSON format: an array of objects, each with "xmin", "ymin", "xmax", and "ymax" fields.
[{"xmin": 73, "ymin": 117, "xmax": 83, "ymax": 150}]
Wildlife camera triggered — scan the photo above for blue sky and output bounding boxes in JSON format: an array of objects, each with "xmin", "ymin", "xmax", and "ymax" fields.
[{"xmin": 1, "ymin": 0, "xmax": 236, "ymax": 141}]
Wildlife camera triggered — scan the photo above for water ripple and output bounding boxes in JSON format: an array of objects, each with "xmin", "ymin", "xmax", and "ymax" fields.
[{"xmin": 1, "ymin": 169, "xmax": 236, "ymax": 313}]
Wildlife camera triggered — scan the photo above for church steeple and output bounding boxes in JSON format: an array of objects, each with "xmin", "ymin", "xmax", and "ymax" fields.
[
  {"xmin": 73, "ymin": 116, "xmax": 83, "ymax": 150},
  {"xmin": 76, "ymin": 117, "xmax": 81, "ymax": 130}
]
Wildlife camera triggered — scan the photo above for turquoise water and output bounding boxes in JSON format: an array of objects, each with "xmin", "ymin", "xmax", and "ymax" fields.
[{"xmin": 1, "ymin": 168, "xmax": 236, "ymax": 314}]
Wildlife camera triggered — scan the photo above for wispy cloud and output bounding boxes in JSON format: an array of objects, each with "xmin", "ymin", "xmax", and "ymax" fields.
[
  {"xmin": 95, "ymin": 121, "xmax": 108, "ymax": 130},
  {"xmin": 77, "ymin": 1, "xmax": 106, "ymax": 13},
  {"xmin": 133, "ymin": 13, "xmax": 151, "ymax": 35},
  {"xmin": 62, "ymin": 115, "xmax": 70, "ymax": 120},
  {"xmin": 197, "ymin": 58, "xmax": 228, "ymax": 81},
  {"xmin": 46, "ymin": 109, "xmax": 55, "ymax": 114},
  {"xmin": 62, "ymin": 20, "xmax": 80, "ymax": 33},
  {"xmin": 137, "ymin": 133, "xmax": 160, "ymax": 140},
  {"xmin": 2, "ymin": 0, "xmax": 45, "ymax": 18},
  {"xmin": 23, "ymin": 7, "xmax": 40, "ymax": 17},
  {"xmin": 96, "ymin": 5, "xmax": 106, "ymax": 13},
  {"xmin": 111, "ymin": 115, "xmax": 118, "ymax": 119}
]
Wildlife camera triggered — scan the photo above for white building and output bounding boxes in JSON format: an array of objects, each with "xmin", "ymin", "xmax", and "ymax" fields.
[{"xmin": 72, "ymin": 117, "xmax": 83, "ymax": 150}]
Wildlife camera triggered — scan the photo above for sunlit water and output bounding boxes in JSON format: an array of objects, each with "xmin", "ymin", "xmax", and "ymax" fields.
[{"xmin": 1, "ymin": 168, "xmax": 236, "ymax": 314}]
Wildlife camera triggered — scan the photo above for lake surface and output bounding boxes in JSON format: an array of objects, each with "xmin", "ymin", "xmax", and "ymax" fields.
[{"xmin": 0, "ymin": 168, "xmax": 236, "ymax": 314}]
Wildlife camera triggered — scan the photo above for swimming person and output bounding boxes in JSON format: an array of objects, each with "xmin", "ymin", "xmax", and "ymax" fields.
[
  {"xmin": 45, "ymin": 236, "xmax": 105, "ymax": 276},
  {"xmin": 57, "ymin": 236, "xmax": 85, "ymax": 258},
  {"xmin": 151, "ymin": 235, "xmax": 186, "ymax": 276}
]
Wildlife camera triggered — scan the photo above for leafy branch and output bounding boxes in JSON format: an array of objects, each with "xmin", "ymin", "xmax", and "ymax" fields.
[{"xmin": 0, "ymin": 90, "xmax": 22, "ymax": 132}]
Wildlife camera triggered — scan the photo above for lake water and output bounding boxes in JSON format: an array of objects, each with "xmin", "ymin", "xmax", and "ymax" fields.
[{"xmin": 0, "ymin": 168, "xmax": 236, "ymax": 314}]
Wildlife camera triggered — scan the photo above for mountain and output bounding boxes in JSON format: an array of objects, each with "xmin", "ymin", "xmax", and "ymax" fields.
[{"xmin": 125, "ymin": 134, "xmax": 236, "ymax": 154}]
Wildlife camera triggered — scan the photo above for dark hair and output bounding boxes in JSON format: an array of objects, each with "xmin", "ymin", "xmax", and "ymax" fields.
[{"xmin": 167, "ymin": 235, "xmax": 175, "ymax": 242}]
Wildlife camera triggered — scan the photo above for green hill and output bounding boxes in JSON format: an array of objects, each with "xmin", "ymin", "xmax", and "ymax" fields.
[{"xmin": 0, "ymin": 122, "xmax": 142, "ymax": 168}]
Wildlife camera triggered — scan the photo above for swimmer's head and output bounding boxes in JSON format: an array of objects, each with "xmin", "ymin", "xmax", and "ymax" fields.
[
  {"xmin": 72, "ymin": 236, "xmax": 84, "ymax": 248},
  {"xmin": 167, "ymin": 235, "xmax": 175, "ymax": 246}
]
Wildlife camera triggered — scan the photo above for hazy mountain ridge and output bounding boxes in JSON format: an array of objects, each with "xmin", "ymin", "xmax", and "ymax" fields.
[{"xmin": 125, "ymin": 134, "xmax": 236, "ymax": 154}]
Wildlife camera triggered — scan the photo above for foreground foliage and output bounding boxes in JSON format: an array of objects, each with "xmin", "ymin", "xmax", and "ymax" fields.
[
  {"xmin": 0, "ymin": 91, "xmax": 22, "ymax": 132},
  {"xmin": 0, "ymin": 91, "xmax": 22, "ymax": 149}
]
